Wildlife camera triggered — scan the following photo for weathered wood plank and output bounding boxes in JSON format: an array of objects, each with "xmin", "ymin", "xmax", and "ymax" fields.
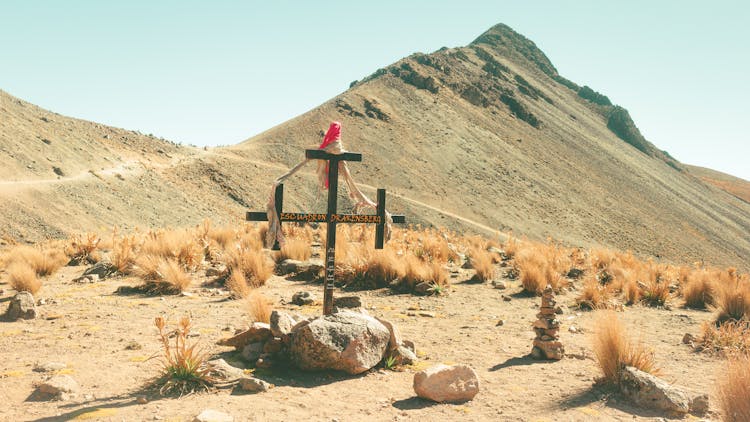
[{"xmin": 305, "ymin": 149, "xmax": 362, "ymax": 162}]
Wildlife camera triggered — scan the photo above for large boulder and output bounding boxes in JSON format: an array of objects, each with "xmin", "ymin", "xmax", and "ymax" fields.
[
  {"xmin": 5, "ymin": 291, "xmax": 37, "ymax": 320},
  {"xmin": 270, "ymin": 310, "xmax": 296, "ymax": 338},
  {"xmin": 289, "ymin": 310, "xmax": 389, "ymax": 374},
  {"xmin": 619, "ymin": 366, "xmax": 690, "ymax": 414},
  {"xmin": 413, "ymin": 364, "xmax": 480, "ymax": 403}
]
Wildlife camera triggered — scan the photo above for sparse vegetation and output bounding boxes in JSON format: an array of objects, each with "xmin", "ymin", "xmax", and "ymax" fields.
[
  {"xmin": 153, "ymin": 316, "xmax": 215, "ymax": 396},
  {"xmin": 592, "ymin": 311, "xmax": 660, "ymax": 384},
  {"xmin": 245, "ymin": 291, "xmax": 272, "ymax": 323},
  {"xmin": 718, "ymin": 356, "xmax": 750, "ymax": 422},
  {"xmin": 7, "ymin": 262, "xmax": 42, "ymax": 295}
]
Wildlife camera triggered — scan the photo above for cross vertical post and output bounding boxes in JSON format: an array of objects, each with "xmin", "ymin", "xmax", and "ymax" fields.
[
  {"xmin": 323, "ymin": 160, "xmax": 340, "ymax": 315},
  {"xmin": 272, "ymin": 183, "xmax": 284, "ymax": 251}
]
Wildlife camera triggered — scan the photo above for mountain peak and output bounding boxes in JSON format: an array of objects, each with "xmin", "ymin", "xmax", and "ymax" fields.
[{"xmin": 470, "ymin": 23, "xmax": 558, "ymax": 78}]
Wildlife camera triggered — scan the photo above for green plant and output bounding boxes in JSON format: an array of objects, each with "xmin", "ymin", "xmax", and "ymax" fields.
[
  {"xmin": 383, "ymin": 355, "xmax": 398, "ymax": 370},
  {"xmin": 153, "ymin": 316, "xmax": 215, "ymax": 396}
]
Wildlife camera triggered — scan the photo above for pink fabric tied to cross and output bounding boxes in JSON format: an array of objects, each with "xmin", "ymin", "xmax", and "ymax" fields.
[{"xmin": 318, "ymin": 121, "xmax": 341, "ymax": 189}]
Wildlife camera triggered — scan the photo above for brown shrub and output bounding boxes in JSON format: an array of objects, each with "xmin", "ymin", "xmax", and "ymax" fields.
[
  {"xmin": 111, "ymin": 235, "xmax": 138, "ymax": 274},
  {"xmin": 469, "ymin": 247, "xmax": 495, "ymax": 282},
  {"xmin": 276, "ymin": 237, "xmax": 312, "ymax": 263},
  {"xmin": 718, "ymin": 356, "xmax": 750, "ymax": 422},
  {"xmin": 698, "ymin": 321, "xmax": 750, "ymax": 357},
  {"xmin": 66, "ymin": 233, "xmax": 101, "ymax": 264},
  {"xmin": 245, "ymin": 291, "xmax": 272, "ymax": 323},
  {"xmin": 577, "ymin": 276, "xmax": 613, "ymax": 310},
  {"xmin": 592, "ymin": 311, "xmax": 660, "ymax": 384},
  {"xmin": 515, "ymin": 247, "xmax": 566, "ymax": 294},
  {"xmin": 5, "ymin": 245, "xmax": 67, "ymax": 277},
  {"xmin": 716, "ymin": 280, "xmax": 750, "ymax": 323},
  {"xmin": 227, "ymin": 247, "xmax": 272, "ymax": 287},
  {"xmin": 226, "ymin": 270, "xmax": 251, "ymax": 299},
  {"xmin": 623, "ymin": 280, "xmax": 641, "ymax": 305},
  {"xmin": 683, "ymin": 270, "xmax": 715, "ymax": 309},
  {"xmin": 135, "ymin": 257, "xmax": 192, "ymax": 294},
  {"xmin": 8, "ymin": 262, "xmax": 42, "ymax": 295}
]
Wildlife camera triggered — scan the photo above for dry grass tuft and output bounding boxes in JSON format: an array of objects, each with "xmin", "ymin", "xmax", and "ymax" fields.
[
  {"xmin": 577, "ymin": 276, "xmax": 613, "ymax": 310},
  {"xmin": 276, "ymin": 237, "xmax": 312, "ymax": 263},
  {"xmin": 227, "ymin": 247, "xmax": 273, "ymax": 288},
  {"xmin": 682, "ymin": 270, "xmax": 715, "ymax": 309},
  {"xmin": 245, "ymin": 291, "xmax": 272, "ymax": 323},
  {"xmin": 716, "ymin": 280, "xmax": 750, "ymax": 324},
  {"xmin": 111, "ymin": 234, "xmax": 138, "ymax": 274},
  {"xmin": 514, "ymin": 246, "xmax": 566, "ymax": 295},
  {"xmin": 718, "ymin": 356, "xmax": 750, "ymax": 422},
  {"xmin": 7, "ymin": 262, "xmax": 42, "ymax": 295},
  {"xmin": 225, "ymin": 270, "xmax": 251, "ymax": 299},
  {"xmin": 468, "ymin": 247, "xmax": 495, "ymax": 282},
  {"xmin": 134, "ymin": 257, "xmax": 192, "ymax": 294},
  {"xmin": 66, "ymin": 233, "xmax": 101, "ymax": 265},
  {"xmin": 153, "ymin": 316, "xmax": 214, "ymax": 396},
  {"xmin": 592, "ymin": 311, "xmax": 660, "ymax": 384},
  {"xmin": 698, "ymin": 321, "xmax": 750, "ymax": 356}
]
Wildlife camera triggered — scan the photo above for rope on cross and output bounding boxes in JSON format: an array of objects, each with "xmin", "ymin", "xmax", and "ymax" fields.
[{"xmin": 246, "ymin": 149, "xmax": 406, "ymax": 315}]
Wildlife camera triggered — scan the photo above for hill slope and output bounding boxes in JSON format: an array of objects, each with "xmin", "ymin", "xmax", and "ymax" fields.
[
  {"xmin": 231, "ymin": 24, "xmax": 750, "ymax": 268},
  {"xmin": 686, "ymin": 164, "xmax": 750, "ymax": 204},
  {"xmin": 1, "ymin": 24, "xmax": 748, "ymax": 269}
]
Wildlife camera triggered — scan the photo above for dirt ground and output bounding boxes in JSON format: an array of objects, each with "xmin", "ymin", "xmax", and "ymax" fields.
[{"xmin": 0, "ymin": 259, "xmax": 722, "ymax": 422}]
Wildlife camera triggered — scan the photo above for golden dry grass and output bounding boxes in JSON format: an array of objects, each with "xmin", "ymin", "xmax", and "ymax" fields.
[
  {"xmin": 716, "ymin": 280, "xmax": 750, "ymax": 323},
  {"xmin": 468, "ymin": 247, "xmax": 495, "ymax": 282},
  {"xmin": 226, "ymin": 247, "xmax": 273, "ymax": 288},
  {"xmin": 7, "ymin": 262, "xmax": 42, "ymax": 295},
  {"xmin": 245, "ymin": 291, "xmax": 272, "ymax": 323},
  {"xmin": 514, "ymin": 245, "xmax": 567, "ymax": 295},
  {"xmin": 698, "ymin": 321, "xmax": 750, "ymax": 357},
  {"xmin": 111, "ymin": 234, "xmax": 138, "ymax": 274},
  {"xmin": 134, "ymin": 257, "xmax": 192, "ymax": 294},
  {"xmin": 592, "ymin": 311, "xmax": 660, "ymax": 384},
  {"xmin": 683, "ymin": 270, "xmax": 715, "ymax": 309},
  {"xmin": 718, "ymin": 356, "xmax": 750, "ymax": 422},
  {"xmin": 576, "ymin": 276, "xmax": 613, "ymax": 310},
  {"xmin": 276, "ymin": 237, "xmax": 312, "ymax": 263},
  {"xmin": 65, "ymin": 233, "xmax": 101, "ymax": 264},
  {"xmin": 225, "ymin": 270, "xmax": 251, "ymax": 299}
]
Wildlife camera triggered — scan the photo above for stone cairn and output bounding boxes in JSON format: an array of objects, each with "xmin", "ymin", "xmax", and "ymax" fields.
[{"xmin": 531, "ymin": 285, "xmax": 564, "ymax": 360}]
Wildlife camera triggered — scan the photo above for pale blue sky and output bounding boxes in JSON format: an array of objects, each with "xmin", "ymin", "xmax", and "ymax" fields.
[{"xmin": 1, "ymin": 1, "xmax": 748, "ymax": 179}]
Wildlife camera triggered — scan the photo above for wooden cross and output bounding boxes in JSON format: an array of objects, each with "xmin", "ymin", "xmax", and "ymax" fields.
[{"xmin": 246, "ymin": 149, "xmax": 406, "ymax": 315}]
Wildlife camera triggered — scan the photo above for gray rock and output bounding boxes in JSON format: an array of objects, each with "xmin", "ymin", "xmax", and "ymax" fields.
[
  {"xmin": 689, "ymin": 393, "xmax": 709, "ymax": 415},
  {"xmin": 619, "ymin": 366, "xmax": 690, "ymax": 414},
  {"xmin": 241, "ymin": 342, "xmax": 265, "ymax": 362},
  {"xmin": 492, "ymin": 280, "xmax": 507, "ymax": 289},
  {"xmin": 34, "ymin": 362, "xmax": 66, "ymax": 372},
  {"xmin": 413, "ymin": 364, "xmax": 480, "ymax": 403},
  {"xmin": 291, "ymin": 291, "xmax": 315, "ymax": 306},
  {"xmin": 217, "ymin": 322, "xmax": 272, "ymax": 350},
  {"xmin": 392, "ymin": 345, "xmax": 417, "ymax": 365},
  {"xmin": 279, "ymin": 259, "xmax": 303, "ymax": 275},
  {"xmin": 279, "ymin": 259, "xmax": 324, "ymax": 277},
  {"xmin": 414, "ymin": 282, "xmax": 433, "ymax": 295},
  {"xmin": 206, "ymin": 359, "xmax": 244, "ymax": 383},
  {"xmin": 72, "ymin": 274, "xmax": 99, "ymax": 283},
  {"xmin": 402, "ymin": 339, "xmax": 416, "ymax": 353},
  {"xmin": 5, "ymin": 291, "xmax": 36, "ymax": 320},
  {"xmin": 239, "ymin": 376, "xmax": 273, "ymax": 393},
  {"xmin": 270, "ymin": 310, "xmax": 297, "ymax": 337},
  {"xmin": 82, "ymin": 261, "xmax": 116, "ymax": 278},
  {"xmin": 38, "ymin": 375, "xmax": 79, "ymax": 400},
  {"xmin": 193, "ymin": 409, "xmax": 233, "ymax": 422},
  {"xmin": 375, "ymin": 317, "xmax": 402, "ymax": 352},
  {"xmin": 290, "ymin": 310, "xmax": 389, "ymax": 374}
]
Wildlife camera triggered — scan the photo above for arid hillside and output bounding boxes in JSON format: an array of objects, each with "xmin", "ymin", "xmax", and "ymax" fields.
[
  {"xmin": 686, "ymin": 164, "xmax": 750, "ymax": 204},
  {"xmin": 231, "ymin": 24, "xmax": 750, "ymax": 269},
  {"xmin": 2, "ymin": 23, "xmax": 750, "ymax": 271}
]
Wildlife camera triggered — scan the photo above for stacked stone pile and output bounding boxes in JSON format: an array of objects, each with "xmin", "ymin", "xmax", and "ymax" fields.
[{"xmin": 531, "ymin": 285, "xmax": 564, "ymax": 360}]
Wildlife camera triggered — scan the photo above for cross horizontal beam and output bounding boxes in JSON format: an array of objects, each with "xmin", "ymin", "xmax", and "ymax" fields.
[
  {"xmin": 305, "ymin": 149, "xmax": 362, "ymax": 162},
  {"xmin": 246, "ymin": 211, "xmax": 406, "ymax": 224}
]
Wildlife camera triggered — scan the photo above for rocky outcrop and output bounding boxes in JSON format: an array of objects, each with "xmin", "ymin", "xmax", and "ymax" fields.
[{"xmin": 5, "ymin": 291, "xmax": 36, "ymax": 321}]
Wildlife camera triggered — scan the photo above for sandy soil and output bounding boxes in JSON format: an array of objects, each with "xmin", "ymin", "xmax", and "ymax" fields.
[{"xmin": 0, "ymin": 260, "xmax": 722, "ymax": 421}]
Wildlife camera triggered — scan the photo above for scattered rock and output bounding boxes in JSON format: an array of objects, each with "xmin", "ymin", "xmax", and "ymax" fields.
[
  {"xmin": 193, "ymin": 409, "xmax": 234, "ymax": 422},
  {"xmin": 391, "ymin": 345, "xmax": 417, "ymax": 365},
  {"xmin": 5, "ymin": 291, "xmax": 37, "ymax": 321},
  {"xmin": 38, "ymin": 375, "xmax": 79, "ymax": 400},
  {"xmin": 682, "ymin": 333, "xmax": 696, "ymax": 345},
  {"xmin": 496, "ymin": 320, "xmax": 505, "ymax": 326},
  {"xmin": 82, "ymin": 261, "xmax": 117, "ymax": 279},
  {"xmin": 414, "ymin": 282, "xmax": 433, "ymax": 295},
  {"xmin": 239, "ymin": 376, "xmax": 273, "ymax": 393},
  {"xmin": 241, "ymin": 342, "xmax": 264, "ymax": 362},
  {"xmin": 619, "ymin": 366, "xmax": 690, "ymax": 414},
  {"xmin": 567, "ymin": 268, "xmax": 585, "ymax": 279},
  {"xmin": 270, "ymin": 310, "xmax": 297, "ymax": 337},
  {"xmin": 689, "ymin": 393, "xmax": 709, "ymax": 415},
  {"xmin": 279, "ymin": 259, "xmax": 324, "ymax": 278},
  {"xmin": 492, "ymin": 280, "xmax": 507, "ymax": 290},
  {"xmin": 375, "ymin": 317, "xmax": 402, "ymax": 352},
  {"xmin": 34, "ymin": 362, "xmax": 66, "ymax": 372},
  {"xmin": 217, "ymin": 322, "xmax": 272, "ymax": 350},
  {"xmin": 402, "ymin": 339, "xmax": 416, "ymax": 353},
  {"xmin": 125, "ymin": 341, "xmax": 142, "ymax": 350},
  {"xmin": 413, "ymin": 364, "xmax": 480, "ymax": 403},
  {"xmin": 502, "ymin": 295, "xmax": 512, "ymax": 302},
  {"xmin": 136, "ymin": 395, "xmax": 148, "ymax": 404},
  {"xmin": 72, "ymin": 274, "xmax": 99, "ymax": 283},
  {"xmin": 291, "ymin": 291, "xmax": 315, "ymax": 306},
  {"xmin": 290, "ymin": 310, "xmax": 389, "ymax": 374},
  {"xmin": 418, "ymin": 311, "xmax": 436, "ymax": 318},
  {"xmin": 206, "ymin": 359, "xmax": 244, "ymax": 384},
  {"xmin": 205, "ymin": 265, "xmax": 227, "ymax": 278},
  {"xmin": 568, "ymin": 326, "xmax": 578, "ymax": 334},
  {"xmin": 333, "ymin": 296, "xmax": 362, "ymax": 309}
]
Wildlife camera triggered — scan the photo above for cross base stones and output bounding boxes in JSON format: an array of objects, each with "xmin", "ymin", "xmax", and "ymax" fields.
[{"xmin": 531, "ymin": 285, "xmax": 564, "ymax": 360}]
